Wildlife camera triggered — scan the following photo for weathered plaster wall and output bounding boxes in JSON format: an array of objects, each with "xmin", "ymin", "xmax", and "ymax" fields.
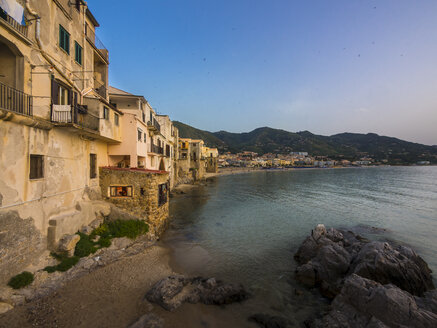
[
  {"xmin": 0, "ymin": 120, "xmax": 109, "ymax": 248},
  {"xmin": 99, "ymin": 168, "xmax": 169, "ymax": 235}
]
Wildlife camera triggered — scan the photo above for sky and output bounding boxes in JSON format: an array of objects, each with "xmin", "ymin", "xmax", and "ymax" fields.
[{"xmin": 90, "ymin": 0, "xmax": 437, "ymax": 145}]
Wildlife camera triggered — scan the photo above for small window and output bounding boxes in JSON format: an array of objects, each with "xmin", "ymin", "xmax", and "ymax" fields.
[
  {"xmin": 158, "ymin": 183, "xmax": 168, "ymax": 206},
  {"xmin": 143, "ymin": 133, "xmax": 146, "ymax": 143},
  {"xmin": 29, "ymin": 155, "xmax": 44, "ymax": 179},
  {"xmin": 90, "ymin": 153, "xmax": 97, "ymax": 179},
  {"xmin": 142, "ymin": 112, "xmax": 146, "ymax": 123},
  {"xmin": 59, "ymin": 25, "xmax": 70, "ymax": 54},
  {"xmin": 74, "ymin": 42, "xmax": 83, "ymax": 65},
  {"xmin": 138, "ymin": 129, "xmax": 142, "ymax": 141},
  {"xmin": 75, "ymin": 0, "xmax": 81, "ymax": 11},
  {"xmin": 103, "ymin": 107, "xmax": 109, "ymax": 120},
  {"xmin": 110, "ymin": 186, "xmax": 133, "ymax": 197},
  {"xmin": 114, "ymin": 113, "xmax": 119, "ymax": 126}
]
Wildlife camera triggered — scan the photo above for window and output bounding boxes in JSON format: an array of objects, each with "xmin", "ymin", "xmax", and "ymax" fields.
[
  {"xmin": 29, "ymin": 155, "xmax": 44, "ymax": 179},
  {"xmin": 74, "ymin": 42, "xmax": 83, "ymax": 65},
  {"xmin": 138, "ymin": 129, "xmax": 142, "ymax": 141},
  {"xmin": 59, "ymin": 25, "xmax": 70, "ymax": 54},
  {"xmin": 58, "ymin": 85, "xmax": 69, "ymax": 105},
  {"xmin": 103, "ymin": 107, "xmax": 109, "ymax": 120},
  {"xmin": 143, "ymin": 133, "xmax": 146, "ymax": 143},
  {"xmin": 158, "ymin": 183, "xmax": 168, "ymax": 206},
  {"xmin": 90, "ymin": 154, "xmax": 97, "ymax": 179},
  {"xmin": 75, "ymin": 0, "xmax": 81, "ymax": 11},
  {"xmin": 114, "ymin": 113, "xmax": 119, "ymax": 126},
  {"xmin": 142, "ymin": 112, "xmax": 146, "ymax": 123},
  {"xmin": 110, "ymin": 186, "xmax": 133, "ymax": 197}
]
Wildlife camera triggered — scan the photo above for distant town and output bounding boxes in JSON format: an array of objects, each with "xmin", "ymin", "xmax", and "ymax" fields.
[{"xmin": 218, "ymin": 151, "xmax": 432, "ymax": 168}]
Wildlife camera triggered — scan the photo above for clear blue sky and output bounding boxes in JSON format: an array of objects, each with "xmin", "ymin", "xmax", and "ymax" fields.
[{"xmin": 90, "ymin": 0, "xmax": 437, "ymax": 145}]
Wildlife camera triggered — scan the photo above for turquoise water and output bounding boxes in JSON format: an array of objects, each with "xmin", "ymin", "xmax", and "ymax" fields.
[{"xmin": 163, "ymin": 167, "xmax": 437, "ymax": 326}]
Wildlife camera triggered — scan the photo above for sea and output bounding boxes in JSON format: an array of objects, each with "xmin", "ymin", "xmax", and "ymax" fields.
[{"xmin": 162, "ymin": 166, "xmax": 437, "ymax": 327}]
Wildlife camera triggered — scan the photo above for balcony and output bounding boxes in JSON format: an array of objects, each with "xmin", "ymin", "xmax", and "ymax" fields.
[
  {"xmin": 150, "ymin": 144, "xmax": 164, "ymax": 155},
  {"xmin": 0, "ymin": 81, "xmax": 32, "ymax": 116},
  {"xmin": 0, "ymin": 8, "xmax": 28, "ymax": 38},
  {"xmin": 85, "ymin": 27, "xmax": 108, "ymax": 62},
  {"xmin": 94, "ymin": 80, "xmax": 107, "ymax": 99},
  {"xmin": 51, "ymin": 104, "xmax": 99, "ymax": 132},
  {"xmin": 147, "ymin": 118, "xmax": 161, "ymax": 134}
]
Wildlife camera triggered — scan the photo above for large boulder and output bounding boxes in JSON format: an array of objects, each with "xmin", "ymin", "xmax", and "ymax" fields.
[
  {"xmin": 308, "ymin": 274, "xmax": 437, "ymax": 328},
  {"xmin": 294, "ymin": 225, "xmax": 434, "ymax": 298},
  {"xmin": 145, "ymin": 275, "xmax": 249, "ymax": 311},
  {"xmin": 350, "ymin": 242, "xmax": 434, "ymax": 296}
]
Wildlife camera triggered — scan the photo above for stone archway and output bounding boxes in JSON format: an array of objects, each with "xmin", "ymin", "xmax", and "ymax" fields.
[{"xmin": 159, "ymin": 158, "xmax": 165, "ymax": 171}]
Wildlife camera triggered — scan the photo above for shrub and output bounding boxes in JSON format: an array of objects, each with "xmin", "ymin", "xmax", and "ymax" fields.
[
  {"xmin": 107, "ymin": 219, "xmax": 149, "ymax": 239},
  {"xmin": 74, "ymin": 232, "xmax": 98, "ymax": 257},
  {"xmin": 44, "ymin": 255, "xmax": 80, "ymax": 273},
  {"xmin": 97, "ymin": 236, "xmax": 112, "ymax": 248},
  {"xmin": 8, "ymin": 271, "xmax": 34, "ymax": 289}
]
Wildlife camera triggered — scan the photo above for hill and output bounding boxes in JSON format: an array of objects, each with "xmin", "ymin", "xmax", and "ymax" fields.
[{"xmin": 172, "ymin": 122, "xmax": 437, "ymax": 164}]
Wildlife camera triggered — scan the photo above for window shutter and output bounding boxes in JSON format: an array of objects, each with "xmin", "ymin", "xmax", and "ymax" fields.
[{"xmin": 51, "ymin": 79, "xmax": 59, "ymax": 105}]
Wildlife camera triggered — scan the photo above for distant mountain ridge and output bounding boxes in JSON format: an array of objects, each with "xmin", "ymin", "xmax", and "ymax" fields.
[{"xmin": 173, "ymin": 121, "xmax": 437, "ymax": 164}]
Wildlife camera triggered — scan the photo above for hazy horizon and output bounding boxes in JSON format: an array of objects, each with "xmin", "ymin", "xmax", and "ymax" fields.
[{"xmin": 91, "ymin": 0, "xmax": 437, "ymax": 145}]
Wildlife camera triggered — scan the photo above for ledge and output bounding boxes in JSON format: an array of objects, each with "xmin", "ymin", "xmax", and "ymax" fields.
[{"xmin": 0, "ymin": 108, "xmax": 53, "ymax": 130}]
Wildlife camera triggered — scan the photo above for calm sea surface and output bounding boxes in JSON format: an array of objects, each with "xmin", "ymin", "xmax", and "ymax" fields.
[{"xmin": 162, "ymin": 166, "xmax": 437, "ymax": 326}]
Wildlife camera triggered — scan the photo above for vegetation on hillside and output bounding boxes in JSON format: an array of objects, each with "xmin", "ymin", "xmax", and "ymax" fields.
[{"xmin": 173, "ymin": 122, "xmax": 437, "ymax": 164}]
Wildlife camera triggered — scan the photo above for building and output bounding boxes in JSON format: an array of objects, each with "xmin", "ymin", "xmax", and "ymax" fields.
[
  {"xmin": 202, "ymin": 146, "xmax": 219, "ymax": 173},
  {"xmin": 178, "ymin": 138, "xmax": 207, "ymax": 181},
  {"xmin": 0, "ymin": 0, "xmax": 125, "ymax": 282}
]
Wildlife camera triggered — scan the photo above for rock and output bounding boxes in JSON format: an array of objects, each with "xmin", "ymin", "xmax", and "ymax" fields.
[
  {"xmin": 109, "ymin": 237, "xmax": 132, "ymax": 250},
  {"xmin": 145, "ymin": 275, "xmax": 249, "ymax": 311},
  {"xmin": 350, "ymin": 242, "xmax": 434, "ymax": 296},
  {"xmin": 295, "ymin": 226, "xmax": 434, "ymax": 298},
  {"xmin": 0, "ymin": 302, "xmax": 13, "ymax": 314},
  {"xmin": 309, "ymin": 274, "xmax": 437, "ymax": 328},
  {"xmin": 89, "ymin": 217, "xmax": 104, "ymax": 230},
  {"xmin": 128, "ymin": 313, "xmax": 163, "ymax": 328},
  {"xmin": 80, "ymin": 225, "xmax": 93, "ymax": 235},
  {"xmin": 249, "ymin": 314, "xmax": 289, "ymax": 328},
  {"xmin": 58, "ymin": 234, "xmax": 80, "ymax": 257}
]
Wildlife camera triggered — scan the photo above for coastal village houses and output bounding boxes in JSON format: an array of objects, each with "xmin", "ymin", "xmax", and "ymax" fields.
[{"xmin": 0, "ymin": 0, "xmax": 219, "ymax": 285}]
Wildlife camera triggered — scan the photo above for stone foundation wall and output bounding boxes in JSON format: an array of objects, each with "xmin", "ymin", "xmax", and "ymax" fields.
[
  {"xmin": 99, "ymin": 168, "xmax": 170, "ymax": 235},
  {"xmin": 0, "ymin": 211, "xmax": 45, "ymax": 285}
]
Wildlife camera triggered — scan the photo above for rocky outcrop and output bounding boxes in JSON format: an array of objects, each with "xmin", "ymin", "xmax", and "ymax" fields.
[
  {"xmin": 308, "ymin": 274, "xmax": 437, "ymax": 328},
  {"xmin": 294, "ymin": 224, "xmax": 434, "ymax": 298},
  {"xmin": 295, "ymin": 225, "xmax": 437, "ymax": 327},
  {"xmin": 145, "ymin": 275, "xmax": 249, "ymax": 311}
]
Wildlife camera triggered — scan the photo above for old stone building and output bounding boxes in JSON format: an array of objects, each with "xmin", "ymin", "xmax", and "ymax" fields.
[
  {"xmin": 202, "ymin": 146, "xmax": 219, "ymax": 173},
  {"xmin": 178, "ymin": 138, "xmax": 208, "ymax": 181},
  {"xmin": 0, "ymin": 0, "xmax": 121, "ymax": 282},
  {"xmin": 99, "ymin": 167, "xmax": 169, "ymax": 235}
]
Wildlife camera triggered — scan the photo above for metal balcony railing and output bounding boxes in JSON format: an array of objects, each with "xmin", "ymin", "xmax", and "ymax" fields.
[
  {"xmin": 51, "ymin": 104, "xmax": 99, "ymax": 132},
  {"xmin": 0, "ymin": 81, "xmax": 32, "ymax": 116},
  {"xmin": 0, "ymin": 8, "xmax": 28, "ymax": 37},
  {"xmin": 94, "ymin": 81, "xmax": 107, "ymax": 99},
  {"xmin": 85, "ymin": 27, "xmax": 108, "ymax": 61},
  {"xmin": 147, "ymin": 118, "xmax": 161, "ymax": 132},
  {"xmin": 150, "ymin": 144, "xmax": 164, "ymax": 155}
]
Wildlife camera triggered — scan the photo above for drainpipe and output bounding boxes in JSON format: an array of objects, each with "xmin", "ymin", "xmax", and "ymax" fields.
[{"xmin": 25, "ymin": 0, "xmax": 81, "ymax": 93}]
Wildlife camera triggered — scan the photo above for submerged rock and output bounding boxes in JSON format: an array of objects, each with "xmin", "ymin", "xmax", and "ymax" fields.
[{"xmin": 145, "ymin": 275, "xmax": 249, "ymax": 311}]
